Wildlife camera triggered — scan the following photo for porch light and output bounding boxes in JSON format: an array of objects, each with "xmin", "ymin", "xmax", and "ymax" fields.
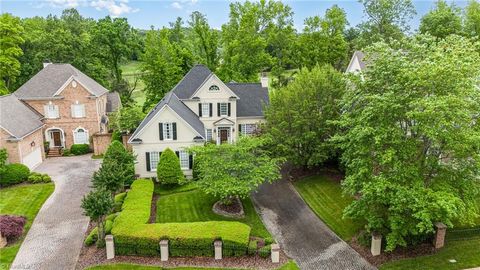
[{"xmin": 30, "ymin": 141, "xmax": 35, "ymax": 147}]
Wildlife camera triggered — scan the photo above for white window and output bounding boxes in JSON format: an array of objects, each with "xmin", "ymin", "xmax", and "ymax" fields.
[
  {"xmin": 73, "ymin": 127, "xmax": 89, "ymax": 144},
  {"xmin": 179, "ymin": 150, "xmax": 189, "ymax": 170},
  {"xmin": 150, "ymin": 151, "xmax": 160, "ymax": 171},
  {"xmin": 209, "ymin": 85, "xmax": 220, "ymax": 91},
  {"xmin": 44, "ymin": 103, "xmax": 59, "ymax": 119},
  {"xmin": 71, "ymin": 103, "xmax": 85, "ymax": 118},
  {"xmin": 163, "ymin": 123, "xmax": 173, "ymax": 140},
  {"xmin": 219, "ymin": 103, "xmax": 228, "ymax": 116},
  {"xmin": 206, "ymin": 129, "xmax": 213, "ymax": 141},
  {"xmin": 201, "ymin": 103, "xmax": 210, "ymax": 117},
  {"xmin": 240, "ymin": 124, "xmax": 257, "ymax": 136}
]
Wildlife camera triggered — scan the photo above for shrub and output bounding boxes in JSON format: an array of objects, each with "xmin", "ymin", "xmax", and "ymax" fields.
[
  {"xmin": 0, "ymin": 215, "xmax": 27, "ymax": 242},
  {"xmin": 157, "ymin": 148, "xmax": 184, "ymax": 185},
  {"xmin": 111, "ymin": 130, "xmax": 123, "ymax": 143},
  {"xmin": 114, "ymin": 192, "xmax": 127, "ymax": 203},
  {"xmin": 258, "ymin": 244, "xmax": 271, "ymax": 258},
  {"xmin": 111, "ymin": 179, "xmax": 251, "ymax": 257},
  {"xmin": 264, "ymin": 236, "xmax": 274, "ymax": 245},
  {"xmin": 27, "ymin": 172, "xmax": 51, "ymax": 184},
  {"xmin": 103, "ymin": 141, "xmax": 135, "ymax": 187},
  {"xmin": 70, "ymin": 144, "xmax": 90, "ymax": 155},
  {"xmin": 84, "ymin": 220, "xmax": 114, "ymax": 246},
  {"xmin": 247, "ymin": 240, "xmax": 258, "ymax": 255},
  {"xmin": 0, "ymin": 163, "xmax": 30, "ymax": 186},
  {"xmin": 106, "ymin": 213, "xmax": 118, "ymax": 222},
  {"xmin": 62, "ymin": 149, "xmax": 73, "ymax": 156}
]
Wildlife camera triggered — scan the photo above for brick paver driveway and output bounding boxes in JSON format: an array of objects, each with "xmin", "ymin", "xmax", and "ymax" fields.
[
  {"xmin": 252, "ymin": 179, "xmax": 376, "ymax": 270},
  {"xmin": 11, "ymin": 155, "xmax": 100, "ymax": 270}
]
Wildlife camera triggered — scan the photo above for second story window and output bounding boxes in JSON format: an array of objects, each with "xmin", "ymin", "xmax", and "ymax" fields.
[
  {"xmin": 209, "ymin": 85, "xmax": 220, "ymax": 91},
  {"xmin": 159, "ymin": 122, "xmax": 177, "ymax": 141},
  {"xmin": 44, "ymin": 102, "xmax": 59, "ymax": 119},
  {"xmin": 71, "ymin": 102, "xmax": 86, "ymax": 118},
  {"xmin": 201, "ymin": 103, "xmax": 211, "ymax": 117},
  {"xmin": 218, "ymin": 102, "xmax": 230, "ymax": 117}
]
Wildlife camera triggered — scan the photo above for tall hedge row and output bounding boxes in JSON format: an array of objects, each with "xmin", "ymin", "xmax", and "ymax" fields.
[{"xmin": 111, "ymin": 179, "xmax": 251, "ymax": 257}]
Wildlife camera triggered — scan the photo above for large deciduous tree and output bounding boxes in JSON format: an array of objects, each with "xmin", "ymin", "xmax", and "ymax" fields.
[
  {"xmin": 188, "ymin": 11, "xmax": 219, "ymax": 71},
  {"xmin": 0, "ymin": 13, "xmax": 24, "ymax": 93},
  {"xmin": 465, "ymin": 0, "xmax": 480, "ymax": 38},
  {"xmin": 115, "ymin": 105, "xmax": 145, "ymax": 134},
  {"xmin": 335, "ymin": 35, "xmax": 480, "ymax": 251},
  {"xmin": 419, "ymin": 0, "xmax": 463, "ymax": 39},
  {"xmin": 190, "ymin": 136, "xmax": 282, "ymax": 204},
  {"xmin": 264, "ymin": 65, "xmax": 346, "ymax": 168}
]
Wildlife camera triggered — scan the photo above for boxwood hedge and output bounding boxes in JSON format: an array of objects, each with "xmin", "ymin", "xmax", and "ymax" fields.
[{"xmin": 111, "ymin": 179, "xmax": 251, "ymax": 257}]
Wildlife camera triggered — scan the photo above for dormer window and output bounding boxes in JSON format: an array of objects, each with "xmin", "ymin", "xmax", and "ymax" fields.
[{"xmin": 209, "ymin": 85, "xmax": 220, "ymax": 91}]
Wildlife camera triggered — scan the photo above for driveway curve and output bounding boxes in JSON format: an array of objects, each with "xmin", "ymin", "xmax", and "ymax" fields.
[
  {"xmin": 11, "ymin": 155, "xmax": 100, "ymax": 270},
  {"xmin": 252, "ymin": 179, "xmax": 375, "ymax": 270}
]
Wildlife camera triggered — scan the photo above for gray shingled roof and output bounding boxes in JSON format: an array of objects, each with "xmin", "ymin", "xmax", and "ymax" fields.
[
  {"xmin": 227, "ymin": 83, "xmax": 269, "ymax": 117},
  {"xmin": 0, "ymin": 95, "xmax": 44, "ymax": 139},
  {"xmin": 354, "ymin": 51, "xmax": 366, "ymax": 70},
  {"xmin": 172, "ymin": 64, "xmax": 212, "ymax": 99},
  {"xmin": 130, "ymin": 92, "xmax": 205, "ymax": 141},
  {"xmin": 106, "ymin": 92, "xmax": 121, "ymax": 113},
  {"xmin": 15, "ymin": 64, "xmax": 108, "ymax": 99}
]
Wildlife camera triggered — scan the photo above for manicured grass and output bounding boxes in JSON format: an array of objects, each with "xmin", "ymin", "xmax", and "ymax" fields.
[
  {"xmin": 156, "ymin": 187, "xmax": 271, "ymax": 239},
  {"xmin": 293, "ymin": 175, "xmax": 363, "ymax": 241},
  {"xmin": 0, "ymin": 183, "xmax": 55, "ymax": 270},
  {"xmin": 121, "ymin": 61, "xmax": 146, "ymax": 105},
  {"xmin": 154, "ymin": 182, "xmax": 198, "ymax": 196},
  {"xmin": 380, "ymin": 238, "xmax": 480, "ymax": 270}
]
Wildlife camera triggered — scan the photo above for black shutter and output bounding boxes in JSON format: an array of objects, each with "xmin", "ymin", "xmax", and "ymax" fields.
[
  {"xmin": 239, "ymin": 124, "xmax": 242, "ymax": 135},
  {"xmin": 189, "ymin": 154, "xmax": 193, "ymax": 169},
  {"xmin": 217, "ymin": 103, "xmax": 220, "ymax": 116},
  {"xmin": 198, "ymin": 103, "xmax": 202, "ymax": 117},
  {"xmin": 146, "ymin": 152, "xmax": 151, "ymax": 171},
  {"xmin": 159, "ymin": 123, "xmax": 163, "ymax": 140},
  {"xmin": 175, "ymin": 151, "xmax": 179, "ymax": 157},
  {"xmin": 228, "ymin": 103, "xmax": 231, "ymax": 116},
  {"xmin": 172, "ymin": 123, "xmax": 177, "ymax": 140},
  {"xmin": 209, "ymin": 103, "xmax": 213, "ymax": 117}
]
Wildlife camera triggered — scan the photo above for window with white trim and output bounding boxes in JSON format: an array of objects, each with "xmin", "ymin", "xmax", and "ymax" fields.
[
  {"xmin": 44, "ymin": 103, "xmax": 59, "ymax": 119},
  {"xmin": 240, "ymin": 124, "xmax": 257, "ymax": 136},
  {"xmin": 73, "ymin": 128, "xmax": 89, "ymax": 144},
  {"xmin": 209, "ymin": 85, "xmax": 220, "ymax": 91},
  {"xmin": 71, "ymin": 103, "xmax": 86, "ymax": 118},
  {"xmin": 150, "ymin": 151, "xmax": 160, "ymax": 171},
  {"xmin": 179, "ymin": 150, "xmax": 189, "ymax": 170},
  {"xmin": 163, "ymin": 123, "xmax": 172, "ymax": 140},
  {"xmin": 201, "ymin": 103, "xmax": 210, "ymax": 117},
  {"xmin": 219, "ymin": 103, "xmax": 228, "ymax": 116},
  {"xmin": 206, "ymin": 129, "xmax": 213, "ymax": 141}
]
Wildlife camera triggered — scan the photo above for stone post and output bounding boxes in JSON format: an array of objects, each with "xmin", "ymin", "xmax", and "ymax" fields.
[
  {"xmin": 371, "ymin": 234, "xmax": 381, "ymax": 256},
  {"xmin": 105, "ymin": 235, "xmax": 115, "ymax": 260},
  {"xmin": 0, "ymin": 233, "xmax": 7, "ymax": 248},
  {"xmin": 214, "ymin": 240, "xmax": 222, "ymax": 260},
  {"xmin": 160, "ymin": 240, "xmax": 169, "ymax": 261},
  {"xmin": 271, "ymin": 243, "xmax": 280, "ymax": 263},
  {"xmin": 433, "ymin": 222, "xmax": 447, "ymax": 249}
]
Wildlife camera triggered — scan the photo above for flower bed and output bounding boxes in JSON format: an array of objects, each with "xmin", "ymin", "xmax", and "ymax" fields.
[{"xmin": 111, "ymin": 179, "xmax": 251, "ymax": 257}]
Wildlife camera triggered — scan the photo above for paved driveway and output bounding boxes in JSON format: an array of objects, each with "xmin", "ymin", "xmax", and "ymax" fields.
[
  {"xmin": 252, "ymin": 179, "xmax": 375, "ymax": 270},
  {"xmin": 11, "ymin": 155, "xmax": 100, "ymax": 270}
]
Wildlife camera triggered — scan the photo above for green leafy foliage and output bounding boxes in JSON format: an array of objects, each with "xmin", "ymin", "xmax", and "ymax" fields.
[
  {"xmin": 335, "ymin": 35, "xmax": 480, "ymax": 251},
  {"xmin": 465, "ymin": 0, "xmax": 480, "ymax": 38},
  {"xmin": 419, "ymin": 0, "xmax": 463, "ymax": 39},
  {"xmin": 188, "ymin": 11, "xmax": 219, "ymax": 71},
  {"xmin": 81, "ymin": 189, "xmax": 114, "ymax": 247},
  {"xmin": 115, "ymin": 106, "xmax": 145, "ymax": 134},
  {"xmin": 0, "ymin": 148, "xmax": 8, "ymax": 175},
  {"xmin": 189, "ymin": 136, "xmax": 282, "ymax": 204},
  {"xmin": 96, "ymin": 141, "xmax": 135, "ymax": 188},
  {"xmin": 27, "ymin": 172, "xmax": 51, "ymax": 184},
  {"xmin": 70, "ymin": 144, "xmax": 90, "ymax": 155},
  {"xmin": 111, "ymin": 130, "xmax": 122, "ymax": 142},
  {"xmin": 156, "ymin": 148, "xmax": 184, "ymax": 185},
  {"xmin": 265, "ymin": 65, "xmax": 346, "ymax": 168},
  {"xmin": 0, "ymin": 163, "xmax": 30, "ymax": 186},
  {"xmin": 0, "ymin": 13, "xmax": 24, "ymax": 92}
]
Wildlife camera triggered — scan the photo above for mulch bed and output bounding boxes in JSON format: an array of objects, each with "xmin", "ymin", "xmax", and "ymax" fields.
[
  {"xmin": 76, "ymin": 244, "xmax": 289, "ymax": 270},
  {"xmin": 213, "ymin": 197, "xmax": 245, "ymax": 218}
]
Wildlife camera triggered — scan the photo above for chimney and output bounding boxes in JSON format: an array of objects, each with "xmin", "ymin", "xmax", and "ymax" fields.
[
  {"xmin": 260, "ymin": 72, "xmax": 269, "ymax": 88},
  {"xmin": 43, "ymin": 60, "xmax": 52, "ymax": 68}
]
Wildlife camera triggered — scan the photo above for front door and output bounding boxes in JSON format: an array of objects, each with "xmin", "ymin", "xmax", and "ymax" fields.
[
  {"xmin": 52, "ymin": 131, "xmax": 61, "ymax": 147},
  {"xmin": 219, "ymin": 129, "xmax": 228, "ymax": 144}
]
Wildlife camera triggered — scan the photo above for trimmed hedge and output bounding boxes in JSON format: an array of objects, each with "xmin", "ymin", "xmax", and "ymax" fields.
[
  {"xmin": 112, "ymin": 179, "xmax": 251, "ymax": 257},
  {"xmin": 84, "ymin": 220, "xmax": 114, "ymax": 246},
  {"xmin": 70, "ymin": 144, "xmax": 90, "ymax": 155},
  {"xmin": 27, "ymin": 172, "xmax": 51, "ymax": 184},
  {"xmin": 0, "ymin": 163, "xmax": 30, "ymax": 186}
]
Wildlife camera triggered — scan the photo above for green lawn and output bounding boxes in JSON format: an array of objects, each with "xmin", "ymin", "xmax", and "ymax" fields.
[
  {"xmin": 293, "ymin": 175, "xmax": 363, "ymax": 241},
  {"xmin": 0, "ymin": 183, "xmax": 55, "ymax": 270},
  {"xmin": 380, "ymin": 238, "xmax": 480, "ymax": 270},
  {"xmin": 121, "ymin": 61, "xmax": 146, "ymax": 105},
  {"xmin": 155, "ymin": 185, "xmax": 271, "ymax": 239}
]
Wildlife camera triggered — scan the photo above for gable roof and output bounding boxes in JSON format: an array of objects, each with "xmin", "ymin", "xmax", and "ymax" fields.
[
  {"xmin": 15, "ymin": 64, "xmax": 108, "ymax": 99},
  {"xmin": 172, "ymin": 64, "xmax": 213, "ymax": 99},
  {"xmin": 129, "ymin": 92, "xmax": 205, "ymax": 141},
  {"xmin": 346, "ymin": 51, "xmax": 366, "ymax": 73},
  {"xmin": 0, "ymin": 94, "xmax": 44, "ymax": 139},
  {"xmin": 227, "ymin": 83, "xmax": 269, "ymax": 117},
  {"xmin": 106, "ymin": 92, "xmax": 121, "ymax": 113}
]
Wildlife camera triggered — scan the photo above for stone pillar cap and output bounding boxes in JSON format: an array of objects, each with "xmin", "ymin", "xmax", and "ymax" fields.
[
  {"xmin": 105, "ymin": 235, "xmax": 114, "ymax": 241},
  {"xmin": 214, "ymin": 240, "xmax": 222, "ymax": 246},
  {"xmin": 435, "ymin": 222, "xmax": 447, "ymax": 229},
  {"xmin": 271, "ymin": 243, "xmax": 280, "ymax": 251},
  {"xmin": 160, "ymin": 239, "xmax": 169, "ymax": 245}
]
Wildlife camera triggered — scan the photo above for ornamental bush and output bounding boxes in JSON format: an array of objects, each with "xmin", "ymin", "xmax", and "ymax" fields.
[
  {"xmin": 0, "ymin": 215, "xmax": 27, "ymax": 242},
  {"xmin": 70, "ymin": 144, "xmax": 90, "ymax": 155},
  {"xmin": 157, "ymin": 148, "xmax": 184, "ymax": 185},
  {"xmin": 0, "ymin": 163, "xmax": 30, "ymax": 186},
  {"xmin": 103, "ymin": 141, "xmax": 135, "ymax": 187},
  {"xmin": 111, "ymin": 130, "xmax": 123, "ymax": 143},
  {"xmin": 27, "ymin": 172, "xmax": 51, "ymax": 184}
]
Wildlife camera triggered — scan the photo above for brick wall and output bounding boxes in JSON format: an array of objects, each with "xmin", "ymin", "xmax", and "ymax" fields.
[
  {"xmin": 0, "ymin": 128, "xmax": 45, "ymax": 164},
  {"xmin": 92, "ymin": 132, "xmax": 112, "ymax": 155},
  {"xmin": 0, "ymin": 128, "xmax": 20, "ymax": 164}
]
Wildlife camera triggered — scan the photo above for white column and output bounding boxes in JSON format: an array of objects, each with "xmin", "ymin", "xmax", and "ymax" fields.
[
  {"xmin": 105, "ymin": 235, "xmax": 115, "ymax": 260},
  {"xmin": 214, "ymin": 240, "xmax": 222, "ymax": 260},
  {"xmin": 160, "ymin": 239, "xmax": 169, "ymax": 261},
  {"xmin": 271, "ymin": 243, "xmax": 280, "ymax": 263},
  {"xmin": 371, "ymin": 234, "xmax": 382, "ymax": 256}
]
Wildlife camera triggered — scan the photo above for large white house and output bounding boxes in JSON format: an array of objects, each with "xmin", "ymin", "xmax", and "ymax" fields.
[{"xmin": 128, "ymin": 64, "xmax": 269, "ymax": 178}]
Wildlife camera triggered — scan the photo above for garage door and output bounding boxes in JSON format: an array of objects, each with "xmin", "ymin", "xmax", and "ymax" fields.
[{"xmin": 22, "ymin": 147, "xmax": 42, "ymax": 170}]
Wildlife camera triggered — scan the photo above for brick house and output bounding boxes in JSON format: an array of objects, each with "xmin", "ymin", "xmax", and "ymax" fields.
[{"xmin": 0, "ymin": 63, "xmax": 120, "ymax": 167}]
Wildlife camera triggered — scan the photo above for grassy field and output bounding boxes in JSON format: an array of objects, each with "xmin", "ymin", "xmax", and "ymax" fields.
[
  {"xmin": 155, "ymin": 185, "xmax": 271, "ymax": 239},
  {"xmin": 293, "ymin": 175, "xmax": 363, "ymax": 241},
  {"xmin": 0, "ymin": 183, "xmax": 55, "ymax": 270},
  {"xmin": 121, "ymin": 61, "xmax": 146, "ymax": 105}
]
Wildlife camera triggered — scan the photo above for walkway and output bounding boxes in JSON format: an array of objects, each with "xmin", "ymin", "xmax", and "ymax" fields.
[
  {"xmin": 252, "ymin": 179, "xmax": 376, "ymax": 270},
  {"xmin": 11, "ymin": 155, "xmax": 100, "ymax": 270}
]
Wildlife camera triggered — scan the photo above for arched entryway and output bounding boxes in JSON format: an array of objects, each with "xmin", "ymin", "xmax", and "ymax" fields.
[{"xmin": 45, "ymin": 127, "xmax": 65, "ymax": 148}]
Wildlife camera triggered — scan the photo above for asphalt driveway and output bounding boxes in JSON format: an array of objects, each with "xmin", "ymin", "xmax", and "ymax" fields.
[
  {"xmin": 11, "ymin": 155, "xmax": 100, "ymax": 270},
  {"xmin": 252, "ymin": 179, "xmax": 375, "ymax": 270}
]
